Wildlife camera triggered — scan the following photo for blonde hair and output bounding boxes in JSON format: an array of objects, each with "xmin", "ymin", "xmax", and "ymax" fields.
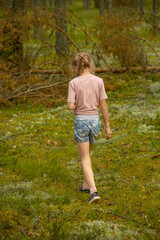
[{"xmin": 72, "ymin": 52, "xmax": 95, "ymax": 76}]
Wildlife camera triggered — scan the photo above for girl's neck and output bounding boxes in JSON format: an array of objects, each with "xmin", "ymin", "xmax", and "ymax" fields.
[{"xmin": 80, "ymin": 68, "xmax": 92, "ymax": 76}]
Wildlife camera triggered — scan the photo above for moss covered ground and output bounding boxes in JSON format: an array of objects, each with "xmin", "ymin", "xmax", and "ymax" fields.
[{"xmin": 0, "ymin": 72, "xmax": 159, "ymax": 239}]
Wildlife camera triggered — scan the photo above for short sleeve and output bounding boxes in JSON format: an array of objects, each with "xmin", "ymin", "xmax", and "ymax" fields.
[
  {"xmin": 99, "ymin": 79, "xmax": 108, "ymax": 101},
  {"xmin": 67, "ymin": 81, "xmax": 76, "ymax": 103}
]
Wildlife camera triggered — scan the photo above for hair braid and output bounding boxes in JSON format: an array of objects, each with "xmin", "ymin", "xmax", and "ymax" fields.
[{"xmin": 72, "ymin": 52, "xmax": 95, "ymax": 76}]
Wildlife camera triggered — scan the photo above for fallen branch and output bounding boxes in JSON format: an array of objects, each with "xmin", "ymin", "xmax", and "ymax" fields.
[
  {"xmin": 30, "ymin": 66, "xmax": 160, "ymax": 74},
  {"xmin": 8, "ymin": 79, "xmax": 69, "ymax": 100}
]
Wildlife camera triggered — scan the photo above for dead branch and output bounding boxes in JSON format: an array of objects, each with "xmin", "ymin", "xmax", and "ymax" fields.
[
  {"xmin": 8, "ymin": 79, "xmax": 70, "ymax": 100},
  {"xmin": 143, "ymin": 17, "xmax": 160, "ymax": 30},
  {"xmin": 56, "ymin": 11, "xmax": 112, "ymax": 70},
  {"xmin": 137, "ymin": 36, "xmax": 160, "ymax": 59},
  {"xmin": 142, "ymin": 11, "xmax": 160, "ymax": 18},
  {"xmin": 43, "ymin": 21, "xmax": 80, "ymax": 52},
  {"xmin": 30, "ymin": 66, "xmax": 160, "ymax": 75}
]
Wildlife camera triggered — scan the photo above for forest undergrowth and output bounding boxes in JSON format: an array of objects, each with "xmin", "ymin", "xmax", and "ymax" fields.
[{"xmin": 0, "ymin": 72, "xmax": 160, "ymax": 239}]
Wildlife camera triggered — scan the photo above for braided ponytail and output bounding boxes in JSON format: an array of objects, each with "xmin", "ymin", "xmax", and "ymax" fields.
[{"xmin": 72, "ymin": 52, "xmax": 95, "ymax": 76}]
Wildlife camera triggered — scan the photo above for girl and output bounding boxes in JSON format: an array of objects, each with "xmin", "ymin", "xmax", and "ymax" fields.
[{"xmin": 67, "ymin": 52, "xmax": 112, "ymax": 203}]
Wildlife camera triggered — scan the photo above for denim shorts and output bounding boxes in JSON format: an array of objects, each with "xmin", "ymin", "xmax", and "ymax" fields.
[{"xmin": 74, "ymin": 115, "xmax": 101, "ymax": 144}]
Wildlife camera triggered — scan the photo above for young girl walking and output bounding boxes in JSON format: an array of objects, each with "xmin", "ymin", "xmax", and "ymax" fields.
[{"xmin": 67, "ymin": 52, "xmax": 112, "ymax": 203}]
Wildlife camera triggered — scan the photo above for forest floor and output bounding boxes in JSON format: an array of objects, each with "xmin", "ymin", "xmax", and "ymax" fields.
[{"xmin": 0, "ymin": 72, "xmax": 160, "ymax": 239}]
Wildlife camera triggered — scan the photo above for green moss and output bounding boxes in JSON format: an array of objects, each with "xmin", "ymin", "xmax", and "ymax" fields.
[{"xmin": 0, "ymin": 72, "xmax": 160, "ymax": 239}]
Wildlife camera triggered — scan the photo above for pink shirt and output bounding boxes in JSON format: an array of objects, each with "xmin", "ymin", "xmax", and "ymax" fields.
[{"xmin": 67, "ymin": 74, "xmax": 108, "ymax": 115}]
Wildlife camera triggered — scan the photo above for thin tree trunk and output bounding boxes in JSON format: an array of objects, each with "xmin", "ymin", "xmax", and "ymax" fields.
[
  {"xmin": 54, "ymin": 0, "xmax": 68, "ymax": 56},
  {"xmin": 100, "ymin": 0, "xmax": 105, "ymax": 16},
  {"xmin": 83, "ymin": 0, "xmax": 86, "ymax": 8},
  {"xmin": 11, "ymin": 0, "xmax": 24, "ymax": 63},
  {"xmin": 42, "ymin": 0, "xmax": 47, "ymax": 9},
  {"xmin": 153, "ymin": 0, "xmax": 159, "ymax": 35},
  {"xmin": 130, "ymin": 0, "xmax": 138, "ymax": 9},
  {"xmin": 4, "ymin": 0, "xmax": 11, "ymax": 10},
  {"xmin": 139, "ymin": 0, "xmax": 144, "ymax": 19},
  {"xmin": 107, "ymin": 0, "xmax": 112, "ymax": 15},
  {"xmin": 86, "ymin": 0, "xmax": 90, "ymax": 10},
  {"xmin": 68, "ymin": 0, "xmax": 73, "ymax": 5},
  {"xmin": 49, "ymin": 0, "xmax": 52, "ymax": 7},
  {"xmin": 33, "ymin": 0, "xmax": 41, "ymax": 38},
  {"xmin": 94, "ymin": 0, "xmax": 99, "ymax": 8}
]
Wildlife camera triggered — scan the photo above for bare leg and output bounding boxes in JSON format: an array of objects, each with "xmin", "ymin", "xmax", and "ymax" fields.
[
  {"xmin": 83, "ymin": 143, "xmax": 93, "ymax": 189},
  {"xmin": 77, "ymin": 142, "xmax": 97, "ymax": 193}
]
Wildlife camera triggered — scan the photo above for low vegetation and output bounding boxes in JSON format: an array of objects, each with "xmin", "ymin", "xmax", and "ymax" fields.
[{"xmin": 0, "ymin": 72, "xmax": 159, "ymax": 239}]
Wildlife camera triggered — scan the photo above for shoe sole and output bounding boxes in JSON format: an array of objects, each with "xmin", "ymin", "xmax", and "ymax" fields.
[{"xmin": 88, "ymin": 196, "xmax": 100, "ymax": 204}]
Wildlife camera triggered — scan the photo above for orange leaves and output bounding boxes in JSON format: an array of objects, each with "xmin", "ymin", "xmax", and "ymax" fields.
[
  {"xmin": 46, "ymin": 140, "xmax": 58, "ymax": 146},
  {"xmin": 95, "ymin": 13, "xmax": 147, "ymax": 67}
]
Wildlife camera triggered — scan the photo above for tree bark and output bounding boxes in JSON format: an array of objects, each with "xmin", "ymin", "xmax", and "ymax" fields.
[
  {"xmin": 139, "ymin": 0, "xmax": 144, "ymax": 19},
  {"xmin": 68, "ymin": 0, "xmax": 73, "ymax": 6},
  {"xmin": 86, "ymin": 0, "xmax": 90, "ymax": 10},
  {"xmin": 94, "ymin": 0, "xmax": 99, "ymax": 8},
  {"xmin": 130, "ymin": 0, "xmax": 138, "ymax": 9},
  {"xmin": 100, "ymin": 0, "xmax": 105, "ymax": 15},
  {"xmin": 153, "ymin": 0, "xmax": 159, "ymax": 35},
  {"xmin": 33, "ymin": 0, "xmax": 42, "ymax": 38},
  {"xmin": 83, "ymin": 0, "xmax": 86, "ymax": 8},
  {"xmin": 106, "ymin": 0, "xmax": 112, "ymax": 15},
  {"xmin": 54, "ymin": 0, "xmax": 68, "ymax": 56},
  {"xmin": 49, "ymin": 0, "xmax": 53, "ymax": 7},
  {"xmin": 11, "ymin": 0, "xmax": 24, "ymax": 63}
]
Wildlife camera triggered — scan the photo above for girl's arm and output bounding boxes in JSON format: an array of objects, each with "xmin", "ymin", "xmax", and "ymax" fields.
[
  {"xmin": 67, "ymin": 102, "xmax": 76, "ymax": 110},
  {"xmin": 99, "ymin": 99, "xmax": 112, "ymax": 139}
]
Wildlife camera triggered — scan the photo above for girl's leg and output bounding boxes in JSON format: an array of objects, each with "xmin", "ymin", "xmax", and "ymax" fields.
[
  {"xmin": 83, "ymin": 143, "xmax": 93, "ymax": 189},
  {"xmin": 77, "ymin": 142, "xmax": 97, "ymax": 194}
]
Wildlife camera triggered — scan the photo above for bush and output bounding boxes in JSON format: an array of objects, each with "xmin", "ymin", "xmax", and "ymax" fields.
[{"xmin": 95, "ymin": 14, "xmax": 147, "ymax": 67}]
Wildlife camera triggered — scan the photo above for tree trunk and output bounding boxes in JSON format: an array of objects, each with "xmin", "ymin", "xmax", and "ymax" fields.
[
  {"xmin": 33, "ymin": 0, "xmax": 41, "ymax": 38},
  {"xmin": 130, "ymin": 0, "xmax": 138, "ymax": 9},
  {"xmin": 94, "ymin": 0, "xmax": 99, "ymax": 8},
  {"xmin": 106, "ymin": 0, "xmax": 112, "ymax": 15},
  {"xmin": 99, "ymin": 0, "xmax": 105, "ymax": 16},
  {"xmin": 49, "ymin": 0, "xmax": 53, "ymax": 7},
  {"xmin": 54, "ymin": 0, "xmax": 68, "ymax": 56},
  {"xmin": 83, "ymin": 0, "xmax": 86, "ymax": 8},
  {"xmin": 42, "ymin": 0, "xmax": 47, "ymax": 9},
  {"xmin": 86, "ymin": 0, "xmax": 90, "ymax": 10},
  {"xmin": 139, "ymin": 0, "xmax": 144, "ymax": 19},
  {"xmin": 4, "ymin": 0, "xmax": 11, "ymax": 10},
  {"xmin": 68, "ymin": 0, "xmax": 73, "ymax": 6},
  {"xmin": 11, "ymin": 0, "xmax": 24, "ymax": 63},
  {"xmin": 153, "ymin": 0, "xmax": 159, "ymax": 35}
]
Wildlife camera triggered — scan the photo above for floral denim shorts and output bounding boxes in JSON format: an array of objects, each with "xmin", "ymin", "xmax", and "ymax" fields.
[{"xmin": 74, "ymin": 116, "xmax": 101, "ymax": 144}]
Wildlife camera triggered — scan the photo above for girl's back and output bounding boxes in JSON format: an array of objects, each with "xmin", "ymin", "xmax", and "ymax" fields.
[{"xmin": 67, "ymin": 74, "xmax": 108, "ymax": 115}]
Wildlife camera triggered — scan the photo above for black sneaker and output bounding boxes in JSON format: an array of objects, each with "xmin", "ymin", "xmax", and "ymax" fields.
[
  {"xmin": 79, "ymin": 186, "xmax": 90, "ymax": 193},
  {"xmin": 88, "ymin": 192, "xmax": 100, "ymax": 203}
]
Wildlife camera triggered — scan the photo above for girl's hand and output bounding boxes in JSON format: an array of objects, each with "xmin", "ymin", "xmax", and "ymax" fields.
[{"xmin": 105, "ymin": 126, "xmax": 112, "ymax": 140}]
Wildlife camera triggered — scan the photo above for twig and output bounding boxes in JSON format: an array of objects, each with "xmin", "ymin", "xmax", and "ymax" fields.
[
  {"xmin": 137, "ymin": 36, "xmax": 160, "ymax": 59},
  {"xmin": 142, "ymin": 11, "xmax": 160, "ymax": 19},
  {"xmin": 8, "ymin": 79, "xmax": 70, "ymax": 100},
  {"xmin": 92, "ymin": 208, "xmax": 142, "ymax": 225}
]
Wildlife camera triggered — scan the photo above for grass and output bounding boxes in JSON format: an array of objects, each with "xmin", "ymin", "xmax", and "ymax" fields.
[{"xmin": 0, "ymin": 72, "xmax": 160, "ymax": 239}]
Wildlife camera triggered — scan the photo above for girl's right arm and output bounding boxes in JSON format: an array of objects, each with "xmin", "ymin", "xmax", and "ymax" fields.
[{"xmin": 99, "ymin": 100, "xmax": 112, "ymax": 140}]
